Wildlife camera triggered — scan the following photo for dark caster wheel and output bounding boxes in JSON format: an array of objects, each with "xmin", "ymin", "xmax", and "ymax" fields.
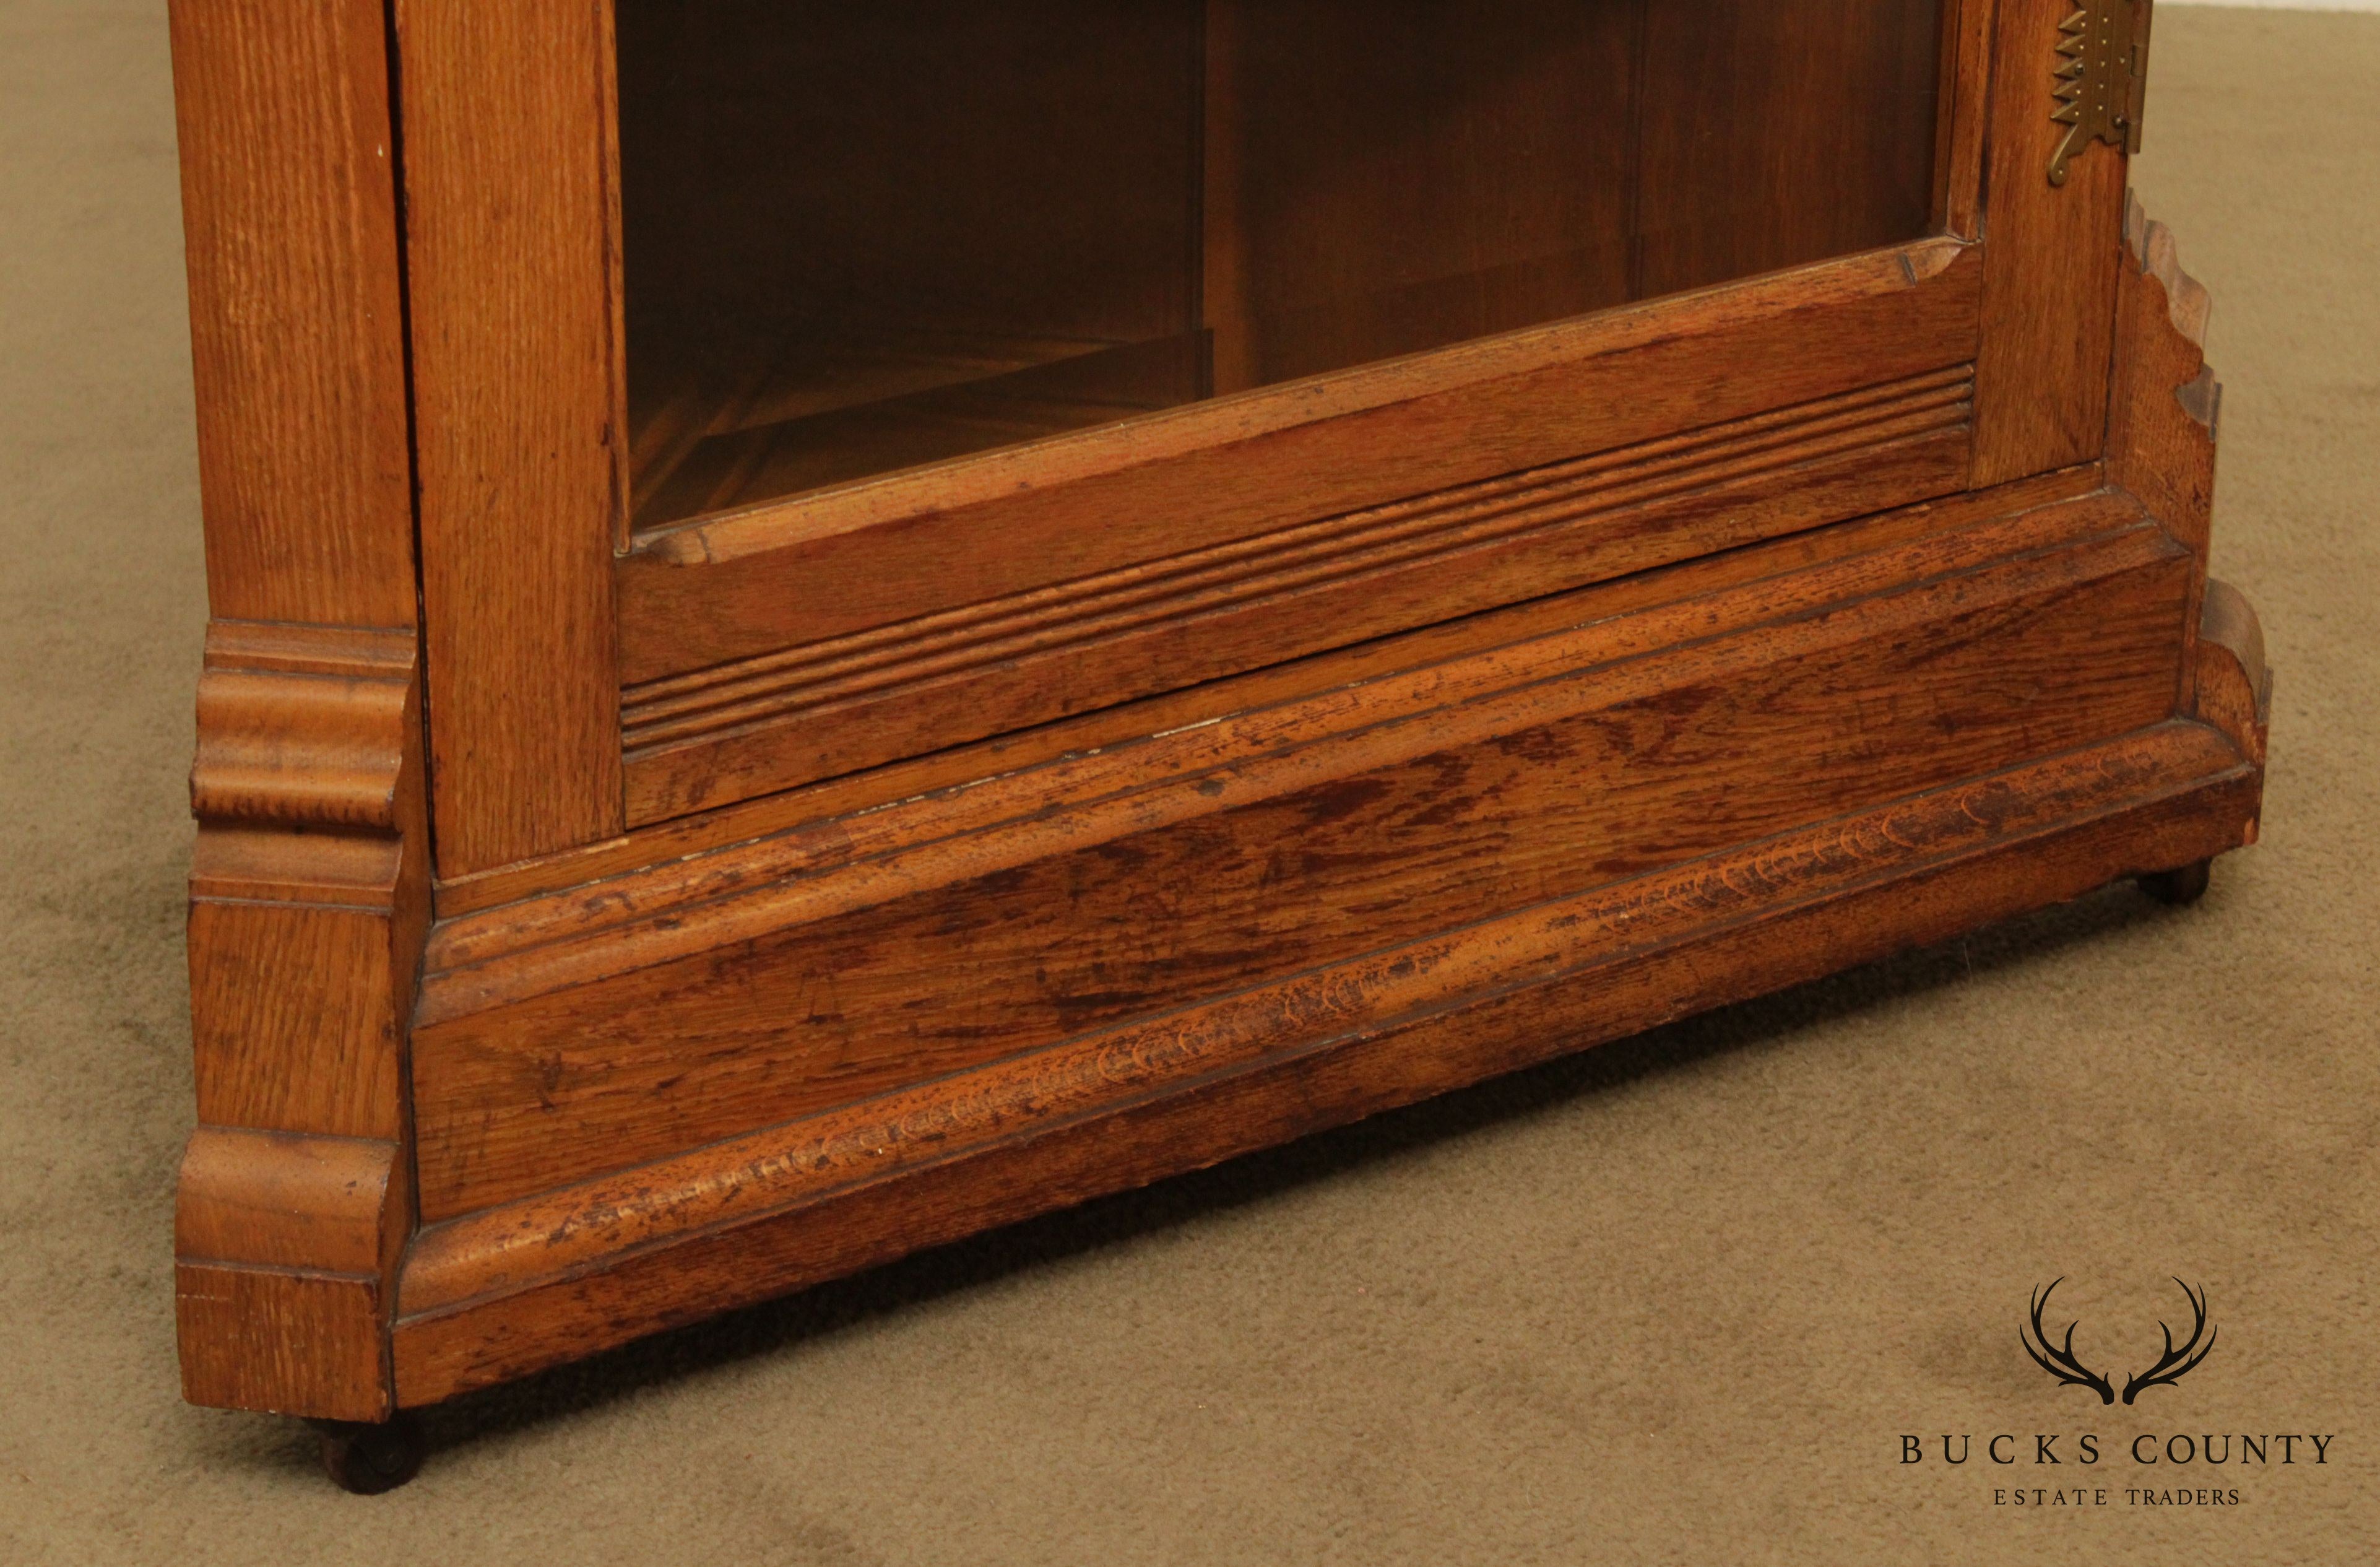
[
  {"xmin": 314, "ymin": 1412, "xmax": 425, "ymax": 1495},
  {"xmin": 2137, "ymin": 857, "xmax": 2214, "ymax": 907}
]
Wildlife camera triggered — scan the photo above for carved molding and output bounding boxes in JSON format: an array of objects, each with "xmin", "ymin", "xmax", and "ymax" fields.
[
  {"xmin": 191, "ymin": 626, "xmax": 416, "ymax": 833},
  {"xmin": 175, "ymin": 1128, "xmax": 409, "ymax": 1419},
  {"xmin": 180, "ymin": 620, "xmax": 427, "ymax": 1421},
  {"xmin": 435, "ymin": 472, "xmax": 2123, "ymax": 1035},
  {"xmin": 2124, "ymin": 192, "xmax": 2212, "ymax": 357}
]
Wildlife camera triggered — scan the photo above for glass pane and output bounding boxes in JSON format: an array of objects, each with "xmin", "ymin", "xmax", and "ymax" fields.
[{"xmin": 617, "ymin": 0, "xmax": 1945, "ymax": 533}]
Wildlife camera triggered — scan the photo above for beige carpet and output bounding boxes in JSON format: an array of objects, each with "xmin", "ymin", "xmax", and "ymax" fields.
[{"xmin": 4, "ymin": 6, "xmax": 2376, "ymax": 1562}]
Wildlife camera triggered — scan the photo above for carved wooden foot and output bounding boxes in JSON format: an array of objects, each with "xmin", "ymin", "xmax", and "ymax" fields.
[
  {"xmin": 2138, "ymin": 857, "xmax": 2213, "ymax": 907},
  {"xmin": 313, "ymin": 1412, "xmax": 425, "ymax": 1495}
]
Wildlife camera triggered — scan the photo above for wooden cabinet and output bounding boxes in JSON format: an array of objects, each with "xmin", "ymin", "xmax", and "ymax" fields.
[{"xmin": 170, "ymin": 0, "xmax": 2265, "ymax": 1488}]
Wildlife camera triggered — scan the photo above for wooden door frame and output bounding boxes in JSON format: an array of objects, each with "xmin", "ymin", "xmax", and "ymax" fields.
[{"xmin": 396, "ymin": 0, "xmax": 2131, "ymax": 889}]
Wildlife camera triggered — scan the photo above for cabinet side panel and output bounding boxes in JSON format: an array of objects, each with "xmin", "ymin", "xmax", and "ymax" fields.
[
  {"xmin": 1971, "ymin": 0, "xmax": 2129, "ymax": 484},
  {"xmin": 399, "ymin": 0, "xmax": 628, "ymax": 874},
  {"xmin": 167, "ymin": 0, "xmax": 416, "ymax": 627}
]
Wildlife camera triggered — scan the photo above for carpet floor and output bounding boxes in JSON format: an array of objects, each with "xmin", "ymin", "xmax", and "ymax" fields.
[{"xmin": 3, "ymin": 6, "xmax": 2375, "ymax": 1563}]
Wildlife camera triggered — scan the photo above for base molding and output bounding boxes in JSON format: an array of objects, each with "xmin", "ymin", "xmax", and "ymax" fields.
[
  {"xmin": 393, "ymin": 710, "xmax": 2258, "ymax": 1404},
  {"xmin": 174, "ymin": 1126, "xmax": 409, "ymax": 1418}
]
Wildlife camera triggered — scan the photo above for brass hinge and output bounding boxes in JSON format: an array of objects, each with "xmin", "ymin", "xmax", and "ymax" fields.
[{"xmin": 2050, "ymin": 0, "xmax": 2153, "ymax": 186}]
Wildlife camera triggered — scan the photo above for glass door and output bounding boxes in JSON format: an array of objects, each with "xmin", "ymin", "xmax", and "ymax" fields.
[{"xmin": 616, "ymin": 0, "xmax": 1947, "ymax": 534}]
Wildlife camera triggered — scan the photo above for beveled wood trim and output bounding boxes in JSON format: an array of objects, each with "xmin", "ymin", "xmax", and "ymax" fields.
[
  {"xmin": 178, "ymin": 1129, "xmax": 406, "ymax": 1278},
  {"xmin": 1971, "ymin": 0, "xmax": 2129, "ymax": 484},
  {"xmin": 620, "ymin": 365, "xmax": 1978, "ymax": 821},
  {"xmin": 398, "ymin": 0, "xmax": 628, "ymax": 876},
  {"xmin": 392, "ymin": 719, "xmax": 2262, "ymax": 1403},
  {"xmin": 165, "ymin": 0, "xmax": 416, "ymax": 627},
  {"xmin": 617, "ymin": 239, "xmax": 1981, "ymax": 681},
  {"xmin": 176, "ymin": 1126, "xmax": 411, "ymax": 1420}
]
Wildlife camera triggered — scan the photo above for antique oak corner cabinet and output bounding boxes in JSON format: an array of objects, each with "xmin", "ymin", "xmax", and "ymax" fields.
[{"xmin": 171, "ymin": 0, "xmax": 2267, "ymax": 1489}]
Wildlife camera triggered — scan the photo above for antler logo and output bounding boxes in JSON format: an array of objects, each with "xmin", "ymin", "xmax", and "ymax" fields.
[{"xmin": 2021, "ymin": 1278, "xmax": 2218, "ymax": 1405}]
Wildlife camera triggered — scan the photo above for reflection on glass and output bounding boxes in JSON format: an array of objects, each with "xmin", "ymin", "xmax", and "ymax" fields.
[{"xmin": 618, "ymin": 0, "xmax": 1944, "ymax": 532}]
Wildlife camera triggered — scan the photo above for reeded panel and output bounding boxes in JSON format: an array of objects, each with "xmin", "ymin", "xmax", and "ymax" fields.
[{"xmin": 617, "ymin": 0, "xmax": 1945, "ymax": 535}]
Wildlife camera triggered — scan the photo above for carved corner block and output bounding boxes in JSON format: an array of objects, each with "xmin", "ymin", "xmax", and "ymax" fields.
[{"xmin": 178, "ymin": 621, "xmax": 426, "ymax": 1421}]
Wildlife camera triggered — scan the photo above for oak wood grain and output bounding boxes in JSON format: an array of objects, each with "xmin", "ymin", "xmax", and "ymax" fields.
[
  {"xmin": 2110, "ymin": 193, "xmax": 2218, "ymax": 561},
  {"xmin": 165, "ymin": 0, "xmax": 415, "ymax": 628},
  {"xmin": 398, "ymin": 0, "xmax": 627, "ymax": 875},
  {"xmin": 619, "ymin": 368, "xmax": 1976, "ymax": 820},
  {"xmin": 2106, "ymin": 194, "xmax": 2226, "ymax": 737},
  {"xmin": 165, "ymin": 2, "xmax": 2280, "ymax": 1438},
  {"xmin": 177, "ymin": 1130, "xmax": 405, "ymax": 1278},
  {"xmin": 180, "ymin": 624, "xmax": 428, "ymax": 1421},
  {"xmin": 413, "ymin": 510, "xmax": 2193, "ymax": 1220},
  {"xmin": 189, "ymin": 626, "xmax": 425, "ymax": 1137},
  {"xmin": 1971, "ymin": 0, "xmax": 2129, "ymax": 484},
  {"xmin": 2191, "ymin": 579, "xmax": 2271, "ymax": 794},
  {"xmin": 179, "ymin": 1264, "xmax": 389, "ymax": 1420},
  {"xmin": 431, "ymin": 483, "xmax": 2137, "ymax": 1004},
  {"xmin": 617, "ymin": 241, "xmax": 1981, "ymax": 682},
  {"xmin": 393, "ymin": 721, "xmax": 2262, "ymax": 1402},
  {"xmin": 432, "ymin": 467, "xmax": 2113, "ymax": 920}
]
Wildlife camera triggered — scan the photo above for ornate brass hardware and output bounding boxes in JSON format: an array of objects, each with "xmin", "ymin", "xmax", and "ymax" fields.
[{"xmin": 2051, "ymin": 0, "xmax": 2153, "ymax": 186}]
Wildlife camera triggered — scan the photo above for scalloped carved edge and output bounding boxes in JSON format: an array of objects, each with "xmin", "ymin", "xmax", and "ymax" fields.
[
  {"xmin": 2124, "ymin": 189, "xmax": 2213, "ymax": 354},
  {"xmin": 2110, "ymin": 194, "xmax": 2221, "ymax": 568},
  {"xmin": 2120, "ymin": 189, "xmax": 2221, "ymax": 446},
  {"xmin": 179, "ymin": 620, "xmax": 428, "ymax": 1422}
]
